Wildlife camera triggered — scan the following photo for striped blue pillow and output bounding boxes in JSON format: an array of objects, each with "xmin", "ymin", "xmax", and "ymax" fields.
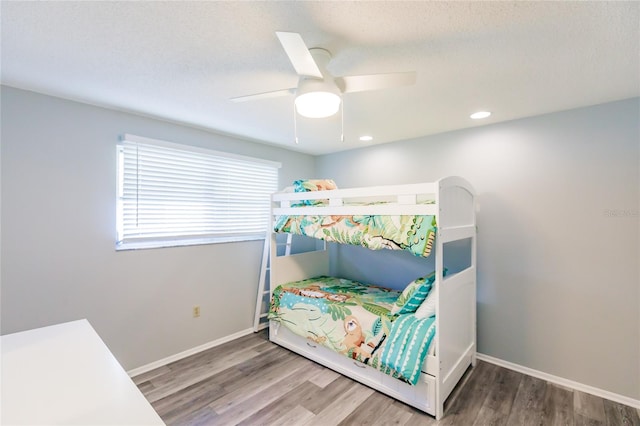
[{"xmin": 390, "ymin": 272, "xmax": 436, "ymax": 315}]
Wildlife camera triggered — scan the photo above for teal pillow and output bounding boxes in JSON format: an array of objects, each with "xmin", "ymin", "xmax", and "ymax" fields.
[{"xmin": 390, "ymin": 271, "xmax": 436, "ymax": 315}]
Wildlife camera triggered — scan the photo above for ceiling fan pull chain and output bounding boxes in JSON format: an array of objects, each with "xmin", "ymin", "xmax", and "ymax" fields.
[
  {"xmin": 341, "ymin": 97, "xmax": 344, "ymax": 143},
  {"xmin": 294, "ymin": 103, "xmax": 299, "ymax": 144}
]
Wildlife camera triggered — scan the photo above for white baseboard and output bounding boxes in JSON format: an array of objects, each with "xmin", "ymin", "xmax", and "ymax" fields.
[
  {"xmin": 127, "ymin": 327, "xmax": 254, "ymax": 377},
  {"xmin": 477, "ymin": 353, "xmax": 640, "ymax": 409}
]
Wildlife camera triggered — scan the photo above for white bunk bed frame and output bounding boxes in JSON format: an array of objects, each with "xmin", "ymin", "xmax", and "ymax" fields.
[{"xmin": 267, "ymin": 176, "xmax": 476, "ymax": 419}]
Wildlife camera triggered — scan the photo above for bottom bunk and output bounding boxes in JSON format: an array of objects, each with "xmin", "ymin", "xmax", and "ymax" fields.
[
  {"xmin": 268, "ymin": 274, "xmax": 444, "ymax": 416},
  {"xmin": 270, "ymin": 322, "xmax": 438, "ymax": 414}
]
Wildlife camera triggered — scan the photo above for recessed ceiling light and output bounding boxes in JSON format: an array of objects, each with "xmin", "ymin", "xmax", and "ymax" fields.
[
  {"xmin": 359, "ymin": 135, "xmax": 373, "ymax": 141},
  {"xmin": 470, "ymin": 111, "xmax": 491, "ymax": 120}
]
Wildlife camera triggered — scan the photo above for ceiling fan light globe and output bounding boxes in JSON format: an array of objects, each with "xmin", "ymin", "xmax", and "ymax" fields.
[{"xmin": 295, "ymin": 91, "xmax": 341, "ymax": 118}]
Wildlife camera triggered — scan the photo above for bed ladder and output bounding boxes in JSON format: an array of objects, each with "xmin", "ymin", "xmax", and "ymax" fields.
[{"xmin": 253, "ymin": 233, "xmax": 292, "ymax": 332}]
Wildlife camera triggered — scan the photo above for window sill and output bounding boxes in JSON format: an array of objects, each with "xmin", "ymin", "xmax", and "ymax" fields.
[{"xmin": 115, "ymin": 235, "xmax": 266, "ymax": 251}]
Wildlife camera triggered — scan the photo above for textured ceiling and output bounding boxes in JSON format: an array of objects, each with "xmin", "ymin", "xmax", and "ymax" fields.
[{"xmin": 2, "ymin": 1, "xmax": 639, "ymax": 155}]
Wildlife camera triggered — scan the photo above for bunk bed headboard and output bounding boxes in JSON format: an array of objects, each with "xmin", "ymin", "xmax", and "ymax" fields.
[{"xmin": 437, "ymin": 177, "xmax": 476, "ymax": 230}]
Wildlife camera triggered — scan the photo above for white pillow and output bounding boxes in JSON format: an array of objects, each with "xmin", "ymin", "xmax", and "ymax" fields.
[{"xmin": 414, "ymin": 290, "xmax": 436, "ymax": 319}]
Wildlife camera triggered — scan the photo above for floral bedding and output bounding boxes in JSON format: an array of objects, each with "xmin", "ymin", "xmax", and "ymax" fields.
[
  {"xmin": 268, "ymin": 275, "xmax": 436, "ymax": 385},
  {"xmin": 273, "ymin": 214, "xmax": 437, "ymax": 258}
]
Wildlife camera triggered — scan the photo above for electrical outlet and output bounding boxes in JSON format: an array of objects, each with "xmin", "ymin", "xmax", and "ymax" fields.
[{"xmin": 193, "ymin": 305, "xmax": 201, "ymax": 318}]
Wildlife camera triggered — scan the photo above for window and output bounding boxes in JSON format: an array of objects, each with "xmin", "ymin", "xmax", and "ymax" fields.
[{"xmin": 116, "ymin": 134, "xmax": 280, "ymax": 250}]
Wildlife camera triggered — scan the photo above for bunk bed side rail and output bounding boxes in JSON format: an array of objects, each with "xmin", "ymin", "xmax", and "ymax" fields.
[
  {"xmin": 272, "ymin": 181, "xmax": 442, "ymax": 216},
  {"xmin": 273, "ymin": 181, "xmax": 438, "ymax": 203},
  {"xmin": 273, "ymin": 204, "xmax": 438, "ymax": 216}
]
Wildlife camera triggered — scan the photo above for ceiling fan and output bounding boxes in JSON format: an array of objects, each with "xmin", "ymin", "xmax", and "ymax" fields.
[{"xmin": 231, "ymin": 32, "xmax": 416, "ymax": 119}]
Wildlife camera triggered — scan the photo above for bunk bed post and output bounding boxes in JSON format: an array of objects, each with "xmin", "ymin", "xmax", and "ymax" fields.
[
  {"xmin": 433, "ymin": 177, "xmax": 477, "ymax": 419},
  {"xmin": 434, "ymin": 180, "xmax": 445, "ymax": 420},
  {"xmin": 471, "ymin": 192, "xmax": 478, "ymax": 369}
]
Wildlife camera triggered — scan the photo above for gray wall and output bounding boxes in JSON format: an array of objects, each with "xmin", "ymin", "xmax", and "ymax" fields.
[
  {"xmin": 0, "ymin": 86, "xmax": 315, "ymax": 370},
  {"xmin": 317, "ymin": 98, "xmax": 640, "ymax": 400}
]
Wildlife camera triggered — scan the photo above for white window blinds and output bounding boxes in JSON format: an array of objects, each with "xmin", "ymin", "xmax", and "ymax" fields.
[{"xmin": 117, "ymin": 134, "xmax": 280, "ymax": 250}]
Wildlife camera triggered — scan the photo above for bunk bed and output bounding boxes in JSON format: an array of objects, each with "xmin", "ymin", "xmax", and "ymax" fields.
[{"xmin": 264, "ymin": 176, "xmax": 476, "ymax": 419}]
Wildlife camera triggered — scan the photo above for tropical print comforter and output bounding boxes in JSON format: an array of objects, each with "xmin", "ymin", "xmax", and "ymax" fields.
[
  {"xmin": 268, "ymin": 276, "xmax": 436, "ymax": 385},
  {"xmin": 273, "ymin": 214, "xmax": 437, "ymax": 258}
]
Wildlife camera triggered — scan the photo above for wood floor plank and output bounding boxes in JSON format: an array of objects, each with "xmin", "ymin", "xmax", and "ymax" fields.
[
  {"xmin": 336, "ymin": 388, "xmax": 395, "ymax": 425},
  {"xmin": 308, "ymin": 367, "xmax": 341, "ymax": 388},
  {"xmin": 472, "ymin": 365, "xmax": 522, "ymax": 425},
  {"xmin": 237, "ymin": 380, "xmax": 321, "ymax": 426},
  {"xmin": 144, "ymin": 342, "xmax": 271, "ymax": 402},
  {"xmin": 209, "ymin": 362, "xmax": 324, "ymax": 425},
  {"xmin": 234, "ymin": 341, "xmax": 296, "ymax": 377},
  {"xmin": 542, "ymin": 383, "xmax": 574, "ymax": 426},
  {"xmin": 439, "ymin": 360, "xmax": 498, "ymax": 425},
  {"xmin": 151, "ymin": 374, "xmax": 226, "ymax": 423},
  {"xmin": 374, "ymin": 400, "xmax": 420, "ymax": 425},
  {"xmin": 131, "ymin": 365, "xmax": 171, "ymax": 385},
  {"xmin": 603, "ymin": 398, "xmax": 640, "ymax": 426},
  {"xmin": 574, "ymin": 413, "xmax": 605, "ymax": 426},
  {"xmin": 208, "ymin": 352, "xmax": 310, "ymax": 413},
  {"xmin": 168, "ymin": 331, "xmax": 267, "ymax": 372},
  {"xmin": 403, "ymin": 412, "xmax": 438, "ymax": 426},
  {"xmin": 300, "ymin": 375, "xmax": 360, "ymax": 415},
  {"xmin": 506, "ymin": 374, "xmax": 548, "ymax": 425},
  {"xmin": 395, "ymin": 403, "xmax": 437, "ymax": 426},
  {"xmin": 440, "ymin": 363, "xmax": 475, "ymax": 410},
  {"xmin": 303, "ymin": 380, "xmax": 375, "ymax": 426},
  {"xmin": 220, "ymin": 345, "xmax": 302, "ymax": 392},
  {"xmin": 164, "ymin": 405, "xmax": 219, "ymax": 426},
  {"xmin": 270, "ymin": 404, "xmax": 316, "ymax": 426},
  {"xmin": 575, "ymin": 390, "xmax": 607, "ymax": 423},
  {"xmin": 136, "ymin": 380, "xmax": 156, "ymax": 395}
]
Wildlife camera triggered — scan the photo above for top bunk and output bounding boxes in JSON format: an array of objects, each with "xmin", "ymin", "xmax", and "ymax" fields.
[{"xmin": 272, "ymin": 176, "xmax": 476, "ymax": 258}]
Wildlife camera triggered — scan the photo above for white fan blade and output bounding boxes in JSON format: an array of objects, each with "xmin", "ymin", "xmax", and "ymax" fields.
[
  {"xmin": 336, "ymin": 72, "xmax": 416, "ymax": 93},
  {"xmin": 230, "ymin": 88, "xmax": 295, "ymax": 103},
  {"xmin": 276, "ymin": 32, "xmax": 323, "ymax": 78}
]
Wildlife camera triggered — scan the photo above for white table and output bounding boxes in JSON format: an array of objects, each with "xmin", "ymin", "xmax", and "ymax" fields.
[{"xmin": 1, "ymin": 319, "xmax": 165, "ymax": 425}]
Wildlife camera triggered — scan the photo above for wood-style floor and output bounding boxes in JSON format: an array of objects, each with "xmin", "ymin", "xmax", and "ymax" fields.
[{"xmin": 134, "ymin": 330, "xmax": 640, "ymax": 425}]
